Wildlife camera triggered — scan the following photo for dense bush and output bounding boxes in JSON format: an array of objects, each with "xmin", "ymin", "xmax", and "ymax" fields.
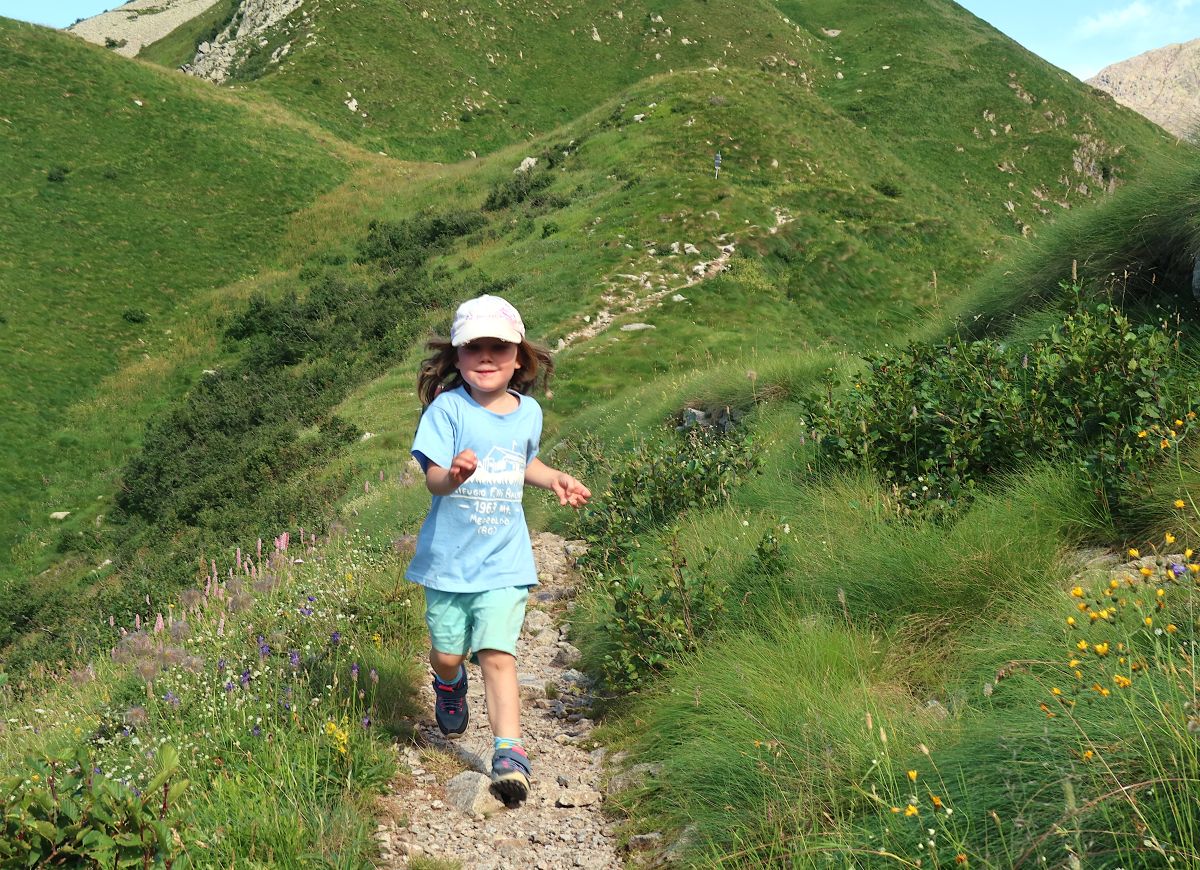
[{"xmin": 811, "ymin": 292, "xmax": 1195, "ymax": 518}]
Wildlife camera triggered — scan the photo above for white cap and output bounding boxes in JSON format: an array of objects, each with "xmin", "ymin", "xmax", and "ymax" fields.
[{"xmin": 450, "ymin": 294, "xmax": 525, "ymax": 347}]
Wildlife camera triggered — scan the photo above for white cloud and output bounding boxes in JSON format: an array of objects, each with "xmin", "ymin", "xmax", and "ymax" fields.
[{"xmin": 1076, "ymin": 1, "xmax": 1153, "ymax": 37}]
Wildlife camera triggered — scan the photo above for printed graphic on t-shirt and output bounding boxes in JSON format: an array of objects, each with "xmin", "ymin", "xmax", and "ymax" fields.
[{"xmin": 449, "ymin": 443, "xmax": 525, "ymax": 535}]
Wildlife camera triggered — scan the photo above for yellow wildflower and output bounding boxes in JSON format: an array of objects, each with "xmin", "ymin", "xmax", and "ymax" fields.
[
  {"xmin": 1066, "ymin": 616, "xmax": 1076, "ymax": 626},
  {"xmin": 904, "ymin": 804, "xmax": 919, "ymax": 817},
  {"xmin": 1082, "ymin": 749, "xmax": 1094, "ymax": 761},
  {"xmin": 1113, "ymin": 674, "xmax": 1132, "ymax": 688},
  {"xmin": 1140, "ymin": 566, "xmax": 1154, "ymax": 577},
  {"xmin": 1161, "ymin": 438, "xmax": 1171, "ymax": 449},
  {"xmin": 1070, "ymin": 586, "xmax": 1085, "ymax": 598},
  {"xmin": 890, "ymin": 806, "xmax": 901, "ymax": 813},
  {"xmin": 1175, "ymin": 499, "xmax": 1187, "ymax": 509},
  {"xmin": 1129, "ymin": 548, "xmax": 1140, "ymax": 558},
  {"xmin": 1175, "ymin": 419, "xmax": 1185, "ymax": 428},
  {"xmin": 1068, "ymin": 659, "xmax": 1080, "ymax": 668},
  {"xmin": 1076, "ymin": 639, "xmax": 1089, "ymax": 651},
  {"xmin": 907, "ymin": 770, "xmax": 918, "ymax": 782},
  {"xmin": 1094, "ymin": 642, "xmax": 1110, "ymax": 656},
  {"xmin": 1137, "ymin": 431, "xmax": 1148, "ymax": 439},
  {"xmin": 1145, "ymin": 617, "xmax": 1154, "ymax": 627},
  {"xmin": 1167, "ymin": 624, "xmax": 1178, "ymax": 633},
  {"xmin": 1165, "ymin": 532, "xmax": 1176, "ymax": 545},
  {"xmin": 930, "ymin": 794, "xmax": 944, "ymax": 808},
  {"xmin": 1051, "ymin": 687, "xmax": 1063, "ymax": 696}
]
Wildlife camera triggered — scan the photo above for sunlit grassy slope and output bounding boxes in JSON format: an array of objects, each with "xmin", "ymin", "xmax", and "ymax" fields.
[
  {"xmin": 0, "ymin": 0, "xmax": 1177, "ymax": 661},
  {"xmin": 0, "ymin": 17, "xmax": 351, "ymax": 570}
]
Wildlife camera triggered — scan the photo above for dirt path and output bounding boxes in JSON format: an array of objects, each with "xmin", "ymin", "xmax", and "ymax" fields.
[{"xmin": 374, "ymin": 533, "xmax": 624, "ymax": 870}]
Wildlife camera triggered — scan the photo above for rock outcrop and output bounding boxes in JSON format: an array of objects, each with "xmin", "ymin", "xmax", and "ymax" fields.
[
  {"xmin": 1088, "ymin": 38, "xmax": 1200, "ymax": 139},
  {"xmin": 183, "ymin": 0, "xmax": 305, "ymax": 83}
]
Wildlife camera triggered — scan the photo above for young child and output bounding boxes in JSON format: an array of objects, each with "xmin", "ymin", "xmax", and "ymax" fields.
[{"xmin": 407, "ymin": 294, "xmax": 590, "ymax": 805}]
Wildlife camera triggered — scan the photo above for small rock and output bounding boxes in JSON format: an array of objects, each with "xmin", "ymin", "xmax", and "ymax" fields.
[
  {"xmin": 552, "ymin": 643, "xmax": 582, "ymax": 667},
  {"xmin": 445, "ymin": 771, "xmax": 505, "ymax": 816},
  {"xmin": 629, "ymin": 832, "xmax": 663, "ymax": 850},
  {"xmin": 556, "ymin": 787, "xmax": 602, "ymax": 807},
  {"xmin": 672, "ymin": 293, "xmax": 687, "ymax": 301},
  {"xmin": 683, "ymin": 243, "xmax": 700, "ymax": 254},
  {"xmin": 515, "ymin": 156, "xmax": 538, "ymax": 173},
  {"xmin": 620, "ymin": 323, "xmax": 655, "ymax": 331},
  {"xmin": 557, "ymin": 774, "xmax": 571, "ymax": 787},
  {"xmin": 524, "ymin": 609, "xmax": 553, "ymax": 634},
  {"xmin": 49, "ymin": 511, "xmax": 71, "ymax": 520},
  {"xmin": 607, "ymin": 762, "xmax": 663, "ymax": 794}
]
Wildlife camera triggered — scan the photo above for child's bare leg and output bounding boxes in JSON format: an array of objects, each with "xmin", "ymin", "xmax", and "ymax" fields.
[
  {"xmin": 429, "ymin": 648, "xmax": 466, "ymax": 683},
  {"xmin": 476, "ymin": 648, "xmax": 521, "ymax": 738}
]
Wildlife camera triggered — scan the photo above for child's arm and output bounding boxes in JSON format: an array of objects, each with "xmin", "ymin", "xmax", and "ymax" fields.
[
  {"xmin": 525, "ymin": 458, "xmax": 591, "ymax": 507},
  {"xmin": 424, "ymin": 449, "xmax": 478, "ymax": 496}
]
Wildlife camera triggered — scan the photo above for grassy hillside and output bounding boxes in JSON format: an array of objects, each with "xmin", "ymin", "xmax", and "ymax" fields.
[
  {"xmin": 2, "ymin": 0, "xmax": 1198, "ymax": 865},
  {"xmin": 0, "ymin": 18, "xmax": 354, "ymax": 577}
]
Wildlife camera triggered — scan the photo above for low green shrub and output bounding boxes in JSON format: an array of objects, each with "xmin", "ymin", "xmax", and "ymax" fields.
[
  {"xmin": 592, "ymin": 536, "xmax": 727, "ymax": 693},
  {"xmin": 811, "ymin": 291, "xmax": 1195, "ymax": 520},
  {"xmin": 1, "ymin": 743, "xmax": 186, "ymax": 867},
  {"xmin": 578, "ymin": 427, "xmax": 760, "ymax": 568}
]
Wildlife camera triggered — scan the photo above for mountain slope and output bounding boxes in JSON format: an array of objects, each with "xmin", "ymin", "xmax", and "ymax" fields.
[
  {"xmin": 1089, "ymin": 37, "xmax": 1200, "ymax": 139},
  {"xmin": 0, "ymin": 17, "xmax": 350, "ymax": 572}
]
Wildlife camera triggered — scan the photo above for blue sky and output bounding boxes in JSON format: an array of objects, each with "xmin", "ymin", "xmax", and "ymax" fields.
[
  {"xmin": 1, "ymin": 0, "xmax": 1199, "ymax": 79},
  {"xmin": 959, "ymin": 0, "xmax": 1200, "ymax": 78}
]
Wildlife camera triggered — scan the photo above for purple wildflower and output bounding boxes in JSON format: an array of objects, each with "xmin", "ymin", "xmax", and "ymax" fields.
[
  {"xmin": 289, "ymin": 650, "xmax": 301, "ymax": 669},
  {"xmin": 251, "ymin": 725, "xmax": 262, "ymax": 737},
  {"xmin": 240, "ymin": 670, "xmax": 251, "ymax": 688},
  {"xmin": 217, "ymin": 658, "xmax": 226, "ymax": 673},
  {"xmin": 299, "ymin": 607, "xmax": 312, "ymax": 617},
  {"xmin": 362, "ymin": 716, "xmax": 372, "ymax": 729},
  {"xmin": 163, "ymin": 690, "xmax": 180, "ymax": 708},
  {"xmin": 1172, "ymin": 563, "xmax": 1186, "ymax": 577},
  {"xmin": 350, "ymin": 662, "xmax": 360, "ymax": 681},
  {"xmin": 330, "ymin": 631, "xmax": 342, "ymax": 646},
  {"xmin": 224, "ymin": 681, "xmax": 234, "ymax": 693},
  {"xmin": 369, "ymin": 668, "xmax": 378, "ymax": 685},
  {"xmin": 257, "ymin": 636, "xmax": 270, "ymax": 658}
]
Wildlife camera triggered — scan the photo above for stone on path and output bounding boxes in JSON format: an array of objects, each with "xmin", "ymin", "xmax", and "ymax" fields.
[{"xmin": 446, "ymin": 771, "xmax": 506, "ymax": 816}]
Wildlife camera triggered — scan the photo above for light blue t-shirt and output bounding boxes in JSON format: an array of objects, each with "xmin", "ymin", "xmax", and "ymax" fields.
[{"xmin": 406, "ymin": 386, "xmax": 542, "ymax": 592}]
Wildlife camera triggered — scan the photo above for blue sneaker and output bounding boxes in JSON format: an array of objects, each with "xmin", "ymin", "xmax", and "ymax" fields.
[
  {"xmin": 432, "ymin": 670, "xmax": 469, "ymax": 736},
  {"xmin": 490, "ymin": 745, "xmax": 531, "ymax": 806}
]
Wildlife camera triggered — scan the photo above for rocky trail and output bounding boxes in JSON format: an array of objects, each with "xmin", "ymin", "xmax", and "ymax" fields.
[{"xmin": 373, "ymin": 533, "xmax": 631, "ymax": 870}]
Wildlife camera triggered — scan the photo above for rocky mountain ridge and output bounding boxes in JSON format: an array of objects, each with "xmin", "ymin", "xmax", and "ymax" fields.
[
  {"xmin": 66, "ymin": 0, "xmax": 223, "ymax": 57},
  {"xmin": 1088, "ymin": 37, "xmax": 1200, "ymax": 139}
]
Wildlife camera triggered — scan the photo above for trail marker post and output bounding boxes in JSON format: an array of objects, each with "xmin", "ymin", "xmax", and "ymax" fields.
[{"xmin": 714, "ymin": 150, "xmax": 722, "ymax": 179}]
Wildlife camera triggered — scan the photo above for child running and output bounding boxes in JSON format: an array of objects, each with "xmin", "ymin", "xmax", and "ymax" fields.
[{"xmin": 406, "ymin": 293, "xmax": 590, "ymax": 806}]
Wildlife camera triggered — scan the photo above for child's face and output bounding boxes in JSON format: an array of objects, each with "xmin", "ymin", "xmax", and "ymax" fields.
[{"xmin": 456, "ymin": 338, "xmax": 521, "ymax": 398}]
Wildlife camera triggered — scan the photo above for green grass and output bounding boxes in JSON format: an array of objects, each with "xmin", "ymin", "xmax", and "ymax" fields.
[
  {"xmin": 0, "ymin": 18, "xmax": 350, "ymax": 577},
  {"xmin": 3, "ymin": 0, "xmax": 1199, "ymax": 864}
]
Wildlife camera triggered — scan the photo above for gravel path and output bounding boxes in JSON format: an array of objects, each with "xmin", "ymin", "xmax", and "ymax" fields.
[
  {"xmin": 374, "ymin": 533, "xmax": 625, "ymax": 870},
  {"xmin": 67, "ymin": 0, "xmax": 223, "ymax": 58}
]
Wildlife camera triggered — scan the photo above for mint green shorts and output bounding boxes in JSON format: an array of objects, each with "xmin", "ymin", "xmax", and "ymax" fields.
[{"xmin": 424, "ymin": 585, "xmax": 530, "ymax": 659}]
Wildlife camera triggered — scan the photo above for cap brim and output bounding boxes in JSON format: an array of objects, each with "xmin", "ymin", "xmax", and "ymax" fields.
[{"xmin": 451, "ymin": 320, "xmax": 524, "ymax": 346}]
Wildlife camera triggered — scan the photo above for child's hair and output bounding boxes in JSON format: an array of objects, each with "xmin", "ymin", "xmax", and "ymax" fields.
[{"xmin": 417, "ymin": 336, "xmax": 554, "ymax": 407}]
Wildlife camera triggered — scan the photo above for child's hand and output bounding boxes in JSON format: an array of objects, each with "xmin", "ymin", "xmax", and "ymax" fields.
[
  {"xmin": 552, "ymin": 473, "xmax": 591, "ymax": 508},
  {"xmin": 448, "ymin": 449, "xmax": 478, "ymax": 486}
]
